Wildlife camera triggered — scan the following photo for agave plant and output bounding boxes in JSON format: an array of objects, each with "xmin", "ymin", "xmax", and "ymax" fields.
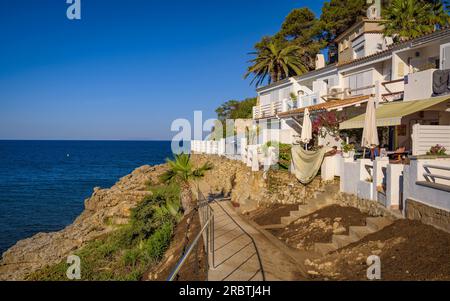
[{"xmin": 160, "ymin": 153, "xmax": 213, "ymax": 215}]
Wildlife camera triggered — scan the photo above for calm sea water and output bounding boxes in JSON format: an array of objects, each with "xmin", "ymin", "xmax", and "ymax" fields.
[{"xmin": 0, "ymin": 141, "xmax": 173, "ymax": 255}]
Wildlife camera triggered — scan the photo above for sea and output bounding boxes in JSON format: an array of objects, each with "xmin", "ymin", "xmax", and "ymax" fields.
[{"xmin": 0, "ymin": 140, "xmax": 173, "ymax": 255}]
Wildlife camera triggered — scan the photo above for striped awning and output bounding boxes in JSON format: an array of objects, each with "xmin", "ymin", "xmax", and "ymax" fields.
[{"xmin": 340, "ymin": 96, "xmax": 450, "ymax": 130}]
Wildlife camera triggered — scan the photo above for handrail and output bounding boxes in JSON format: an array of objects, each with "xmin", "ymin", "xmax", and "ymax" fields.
[
  {"xmin": 166, "ymin": 213, "xmax": 213, "ymax": 281},
  {"xmin": 424, "ymin": 164, "xmax": 450, "ymax": 171},
  {"xmin": 382, "ymin": 78, "xmax": 404, "ymax": 86},
  {"xmin": 167, "ymin": 191, "xmax": 266, "ymax": 281},
  {"xmin": 167, "ymin": 189, "xmax": 215, "ymax": 281},
  {"xmin": 423, "ymin": 164, "xmax": 450, "ymax": 183}
]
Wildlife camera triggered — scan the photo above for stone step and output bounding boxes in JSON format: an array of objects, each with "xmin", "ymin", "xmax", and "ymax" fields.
[
  {"xmin": 314, "ymin": 242, "xmax": 338, "ymax": 256},
  {"xmin": 280, "ymin": 216, "xmax": 298, "ymax": 225},
  {"xmin": 261, "ymin": 224, "xmax": 286, "ymax": 230},
  {"xmin": 366, "ymin": 217, "xmax": 392, "ymax": 232},
  {"xmin": 332, "ymin": 234, "xmax": 359, "ymax": 249},
  {"xmin": 348, "ymin": 226, "xmax": 373, "ymax": 240},
  {"xmin": 289, "ymin": 207, "xmax": 310, "ymax": 218}
]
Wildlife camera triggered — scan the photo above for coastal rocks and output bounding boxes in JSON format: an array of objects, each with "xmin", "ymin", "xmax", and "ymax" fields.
[{"xmin": 0, "ymin": 164, "xmax": 167, "ymax": 280}]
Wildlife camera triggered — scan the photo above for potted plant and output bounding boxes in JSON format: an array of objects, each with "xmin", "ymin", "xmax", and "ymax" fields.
[
  {"xmin": 290, "ymin": 92, "xmax": 298, "ymax": 107},
  {"xmin": 341, "ymin": 141, "xmax": 355, "ymax": 159},
  {"xmin": 427, "ymin": 144, "xmax": 447, "ymax": 156}
]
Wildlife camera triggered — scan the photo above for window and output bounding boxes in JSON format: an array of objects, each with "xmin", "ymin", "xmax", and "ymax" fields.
[
  {"xmin": 346, "ymin": 70, "xmax": 373, "ymax": 95},
  {"xmin": 270, "ymin": 90, "xmax": 279, "ymax": 103},
  {"xmin": 260, "ymin": 92, "xmax": 271, "ymax": 106},
  {"xmin": 281, "ymin": 87, "xmax": 292, "ymax": 100}
]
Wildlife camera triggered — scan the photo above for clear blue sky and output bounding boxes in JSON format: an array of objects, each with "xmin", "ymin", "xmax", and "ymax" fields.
[{"xmin": 0, "ymin": 0, "xmax": 324, "ymax": 140}]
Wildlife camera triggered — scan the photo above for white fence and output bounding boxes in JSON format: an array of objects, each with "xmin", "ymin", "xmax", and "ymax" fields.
[
  {"xmin": 191, "ymin": 139, "xmax": 279, "ymax": 172},
  {"xmin": 412, "ymin": 124, "xmax": 450, "ymax": 156}
]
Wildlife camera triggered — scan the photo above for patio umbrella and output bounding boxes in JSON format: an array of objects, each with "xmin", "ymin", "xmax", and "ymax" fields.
[
  {"xmin": 301, "ymin": 108, "xmax": 312, "ymax": 149},
  {"xmin": 361, "ymin": 97, "xmax": 379, "ymax": 158}
]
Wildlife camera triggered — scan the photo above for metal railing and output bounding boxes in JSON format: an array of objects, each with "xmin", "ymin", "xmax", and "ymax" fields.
[
  {"xmin": 423, "ymin": 164, "xmax": 450, "ymax": 183},
  {"xmin": 167, "ymin": 189, "xmax": 266, "ymax": 281},
  {"xmin": 167, "ymin": 189, "xmax": 215, "ymax": 281}
]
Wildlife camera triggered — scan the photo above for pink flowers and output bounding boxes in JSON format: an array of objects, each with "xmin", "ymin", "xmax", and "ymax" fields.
[{"xmin": 427, "ymin": 144, "xmax": 447, "ymax": 156}]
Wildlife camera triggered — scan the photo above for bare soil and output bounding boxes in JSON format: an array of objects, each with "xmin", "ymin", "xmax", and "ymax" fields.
[
  {"xmin": 144, "ymin": 210, "xmax": 208, "ymax": 281},
  {"xmin": 247, "ymin": 204, "xmax": 300, "ymax": 226},
  {"xmin": 271, "ymin": 205, "xmax": 369, "ymax": 250},
  {"xmin": 306, "ymin": 219, "xmax": 450, "ymax": 280}
]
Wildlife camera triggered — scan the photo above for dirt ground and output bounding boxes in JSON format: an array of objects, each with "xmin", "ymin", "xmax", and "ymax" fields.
[
  {"xmin": 271, "ymin": 205, "xmax": 369, "ymax": 250},
  {"xmin": 247, "ymin": 204, "xmax": 300, "ymax": 226},
  {"xmin": 144, "ymin": 210, "xmax": 208, "ymax": 281},
  {"xmin": 305, "ymin": 219, "xmax": 450, "ymax": 280}
]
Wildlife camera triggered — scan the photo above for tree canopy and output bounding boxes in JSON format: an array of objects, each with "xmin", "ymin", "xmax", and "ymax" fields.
[
  {"xmin": 383, "ymin": 0, "xmax": 450, "ymax": 40},
  {"xmin": 215, "ymin": 98, "xmax": 257, "ymax": 121},
  {"xmin": 244, "ymin": 42, "xmax": 308, "ymax": 86}
]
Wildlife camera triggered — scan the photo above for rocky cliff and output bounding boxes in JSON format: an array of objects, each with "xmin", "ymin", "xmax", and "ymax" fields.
[
  {"xmin": 191, "ymin": 155, "xmax": 325, "ymax": 213},
  {"xmin": 0, "ymin": 164, "xmax": 168, "ymax": 280}
]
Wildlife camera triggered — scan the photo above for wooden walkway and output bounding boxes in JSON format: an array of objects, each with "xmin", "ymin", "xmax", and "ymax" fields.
[{"xmin": 207, "ymin": 201, "xmax": 303, "ymax": 281}]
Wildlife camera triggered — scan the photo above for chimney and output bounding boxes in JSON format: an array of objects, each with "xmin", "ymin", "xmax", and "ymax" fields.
[
  {"xmin": 315, "ymin": 54, "xmax": 325, "ymax": 70},
  {"xmin": 366, "ymin": 0, "xmax": 381, "ymax": 19}
]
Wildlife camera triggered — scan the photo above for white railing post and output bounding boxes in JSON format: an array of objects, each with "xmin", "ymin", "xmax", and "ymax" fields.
[
  {"xmin": 251, "ymin": 148, "xmax": 259, "ymax": 172},
  {"xmin": 241, "ymin": 138, "xmax": 248, "ymax": 163},
  {"xmin": 201, "ymin": 141, "xmax": 206, "ymax": 154},
  {"xmin": 246, "ymin": 145, "xmax": 253, "ymax": 167},
  {"xmin": 282, "ymin": 99, "xmax": 289, "ymax": 112},
  {"xmin": 219, "ymin": 138, "xmax": 225, "ymax": 156}
]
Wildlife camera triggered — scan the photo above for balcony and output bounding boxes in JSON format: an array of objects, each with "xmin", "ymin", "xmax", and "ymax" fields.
[{"xmin": 253, "ymin": 101, "xmax": 283, "ymax": 119}]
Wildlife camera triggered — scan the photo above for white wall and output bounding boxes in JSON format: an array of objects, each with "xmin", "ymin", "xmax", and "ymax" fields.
[
  {"xmin": 404, "ymin": 69, "xmax": 436, "ymax": 101},
  {"xmin": 403, "ymin": 158, "xmax": 450, "ymax": 211},
  {"xmin": 412, "ymin": 124, "xmax": 450, "ymax": 156},
  {"xmin": 340, "ymin": 159, "xmax": 374, "ymax": 200}
]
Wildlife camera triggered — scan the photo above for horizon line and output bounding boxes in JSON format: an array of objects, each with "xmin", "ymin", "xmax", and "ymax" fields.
[{"xmin": 0, "ymin": 139, "xmax": 174, "ymax": 142}]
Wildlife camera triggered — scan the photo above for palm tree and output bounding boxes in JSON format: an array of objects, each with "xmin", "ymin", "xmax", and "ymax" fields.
[
  {"xmin": 160, "ymin": 153, "xmax": 213, "ymax": 215},
  {"xmin": 244, "ymin": 42, "xmax": 308, "ymax": 87},
  {"xmin": 383, "ymin": 0, "xmax": 449, "ymax": 41}
]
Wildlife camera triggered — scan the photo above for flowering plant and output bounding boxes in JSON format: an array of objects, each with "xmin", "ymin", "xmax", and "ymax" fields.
[
  {"xmin": 312, "ymin": 111, "xmax": 342, "ymax": 140},
  {"xmin": 427, "ymin": 144, "xmax": 447, "ymax": 156}
]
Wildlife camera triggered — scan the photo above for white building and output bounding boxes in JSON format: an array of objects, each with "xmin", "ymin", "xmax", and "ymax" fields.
[
  {"xmin": 251, "ymin": 4, "xmax": 450, "ymax": 232},
  {"xmin": 252, "ymin": 4, "xmax": 450, "ymax": 147}
]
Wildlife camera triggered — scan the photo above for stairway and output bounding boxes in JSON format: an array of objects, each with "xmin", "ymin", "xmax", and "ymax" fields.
[
  {"xmin": 313, "ymin": 216, "xmax": 393, "ymax": 256},
  {"xmin": 279, "ymin": 183, "xmax": 340, "ymax": 226}
]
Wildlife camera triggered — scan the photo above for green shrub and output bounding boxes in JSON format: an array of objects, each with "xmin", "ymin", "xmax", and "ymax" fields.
[
  {"xmin": 144, "ymin": 221, "xmax": 173, "ymax": 261},
  {"xmin": 28, "ymin": 183, "xmax": 182, "ymax": 281},
  {"xmin": 262, "ymin": 141, "xmax": 292, "ymax": 170}
]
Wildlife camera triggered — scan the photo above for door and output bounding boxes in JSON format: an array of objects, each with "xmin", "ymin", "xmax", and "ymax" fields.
[{"xmin": 440, "ymin": 43, "xmax": 450, "ymax": 70}]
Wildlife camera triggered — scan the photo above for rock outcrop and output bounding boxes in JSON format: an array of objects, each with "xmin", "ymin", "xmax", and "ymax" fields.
[
  {"xmin": 0, "ymin": 164, "xmax": 167, "ymax": 280},
  {"xmin": 192, "ymin": 155, "xmax": 325, "ymax": 213}
]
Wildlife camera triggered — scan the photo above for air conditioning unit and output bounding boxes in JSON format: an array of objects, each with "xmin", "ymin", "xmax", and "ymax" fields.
[{"xmin": 328, "ymin": 86, "xmax": 344, "ymax": 100}]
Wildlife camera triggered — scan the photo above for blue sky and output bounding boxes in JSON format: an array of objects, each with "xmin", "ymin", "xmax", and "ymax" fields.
[{"xmin": 0, "ymin": 0, "xmax": 324, "ymax": 140}]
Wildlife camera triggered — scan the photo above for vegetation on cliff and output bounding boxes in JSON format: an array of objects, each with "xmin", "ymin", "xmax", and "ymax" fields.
[
  {"xmin": 160, "ymin": 153, "xmax": 213, "ymax": 215},
  {"xmin": 28, "ymin": 184, "xmax": 182, "ymax": 281}
]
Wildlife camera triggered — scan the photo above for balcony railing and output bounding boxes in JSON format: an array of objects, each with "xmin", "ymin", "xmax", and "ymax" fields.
[
  {"xmin": 382, "ymin": 79, "xmax": 405, "ymax": 102},
  {"xmin": 252, "ymin": 78, "xmax": 406, "ymax": 119},
  {"xmin": 253, "ymin": 101, "xmax": 283, "ymax": 119}
]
